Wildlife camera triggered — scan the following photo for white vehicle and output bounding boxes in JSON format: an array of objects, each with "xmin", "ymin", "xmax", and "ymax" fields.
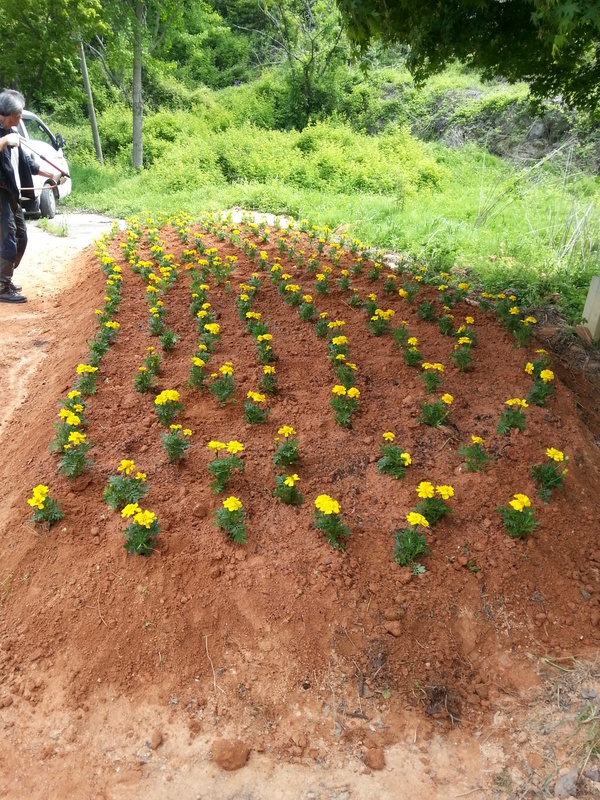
[{"xmin": 17, "ymin": 110, "xmax": 71, "ymax": 219}]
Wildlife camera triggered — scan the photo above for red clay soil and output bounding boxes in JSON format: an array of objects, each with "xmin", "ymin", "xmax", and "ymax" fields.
[{"xmin": 1, "ymin": 218, "xmax": 599, "ymax": 766}]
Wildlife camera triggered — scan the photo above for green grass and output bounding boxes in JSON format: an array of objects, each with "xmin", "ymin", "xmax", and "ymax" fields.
[{"xmin": 59, "ymin": 70, "xmax": 600, "ymax": 322}]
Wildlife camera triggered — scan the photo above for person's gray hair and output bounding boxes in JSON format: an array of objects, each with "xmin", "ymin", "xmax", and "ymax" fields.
[{"xmin": 0, "ymin": 89, "xmax": 25, "ymax": 117}]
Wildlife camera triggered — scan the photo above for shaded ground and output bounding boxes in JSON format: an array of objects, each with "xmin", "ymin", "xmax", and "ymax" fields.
[{"xmin": 1, "ymin": 212, "xmax": 600, "ymax": 799}]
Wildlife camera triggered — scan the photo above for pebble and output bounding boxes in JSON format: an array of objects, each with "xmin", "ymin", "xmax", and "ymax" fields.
[
  {"xmin": 211, "ymin": 739, "xmax": 250, "ymax": 771},
  {"xmin": 554, "ymin": 770, "xmax": 578, "ymax": 798},
  {"xmin": 148, "ymin": 730, "xmax": 163, "ymax": 750},
  {"xmin": 383, "ymin": 621, "xmax": 402, "ymax": 637},
  {"xmin": 363, "ymin": 747, "xmax": 385, "ymax": 770}
]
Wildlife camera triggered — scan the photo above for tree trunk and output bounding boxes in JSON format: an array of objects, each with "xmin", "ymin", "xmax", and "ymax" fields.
[
  {"xmin": 79, "ymin": 42, "xmax": 104, "ymax": 165},
  {"xmin": 132, "ymin": 0, "xmax": 144, "ymax": 169}
]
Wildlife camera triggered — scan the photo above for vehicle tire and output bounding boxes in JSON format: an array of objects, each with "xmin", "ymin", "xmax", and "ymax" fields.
[{"xmin": 39, "ymin": 184, "xmax": 56, "ymax": 219}]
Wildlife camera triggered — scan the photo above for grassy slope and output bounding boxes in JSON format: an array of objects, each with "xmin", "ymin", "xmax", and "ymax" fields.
[{"xmin": 59, "ymin": 66, "xmax": 600, "ymax": 321}]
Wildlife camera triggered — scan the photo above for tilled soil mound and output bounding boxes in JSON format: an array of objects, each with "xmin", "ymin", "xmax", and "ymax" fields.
[{"xmin": 1, "ymin": 215, "xmax": 599, "ymax": 781}]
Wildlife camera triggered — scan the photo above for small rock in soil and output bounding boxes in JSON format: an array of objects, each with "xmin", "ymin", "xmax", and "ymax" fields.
[
  {"xmin": 383, "ymin": 621, "xmax": 402, "ymax": 637},
  {"xmin": 363, "ymin": 747, "xmax": 385, "ymax": 770},
  {"xmin": 211, "ymin": 738, "xmax": 250, "ymax": 771},
  {"xmin": 584, "ymin": 769, "xmax": 600, "ymax": 782},
  {"xmin": 554, "ymin": 769, "xmax": 578, "ymax": 798},
  {"xmin": 148, "ymin": 730, "xmax": 162, "ymax": 750}
]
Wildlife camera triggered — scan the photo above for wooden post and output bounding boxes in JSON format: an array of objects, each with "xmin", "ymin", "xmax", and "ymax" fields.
[{"xmin": 582, "ymin": 276, "xmax": 600, "ymax": 342}]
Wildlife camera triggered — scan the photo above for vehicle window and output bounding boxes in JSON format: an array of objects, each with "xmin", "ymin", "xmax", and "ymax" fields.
[{"xmin": 22, "ymin": 118, "xmax": 55, "ymax": 148}]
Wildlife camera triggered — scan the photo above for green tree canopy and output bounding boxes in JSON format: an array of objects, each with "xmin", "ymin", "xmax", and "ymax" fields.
[
  {"xmin": 0, "ymin": 0, "xmax": 104, "ymax": 107},
  {"xmin": 335, "ymin": 0, "xmax": 600, "ymax": 110}
]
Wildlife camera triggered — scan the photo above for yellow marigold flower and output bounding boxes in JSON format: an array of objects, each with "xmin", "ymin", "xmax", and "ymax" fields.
[
  {"xmin": 441, "ymin": 393, "xmax": 454, "ymax": 404},
  {"xmin": 509, "ymin": 295, "xmax": 517, "ymax": 301},
  {"xmin": 509, "ymin": 494, "xmax": 531, "ymax": 512},
  {"xmin": 471, "ymin": 435, "xmax": 485, "ymax": 444},
  {"xmin": 438, "ymin": 284, "xmax": 448, "ymax": 291},
  {"xmin": 73, "ymin": 404, "xmax": 84, "ymax": 412},
  {"xmin": 525, "ymin": 362, "xmax": 534, "ymax": 374},
  {"xmin": 436, "ymin": 485, "xmax": 454, "ymax": 500},
  {"xmin": 226, "ymin": 441, "xmax": 244, "ymax": 454},
  {"xmin": 457, "ymin": 337, "xmax": 471, "ymax": 346},
  {"xmin": 406, "ymin": 512, "xmax": 429, "ymax": 527},
  {"xmin": 458, "ymin": 283, "xmax": 470, "ymax": 291},
  {"xmin": 285, "ymin": 284, "xmax": 301, "ymax": 293},
  {"xmin": 331, "ymin": 335, "xmax": 348, "ymax": 346},
  {"xmin": 204, "ymin": 323, "xmax": 221, "ymax": 335},
  {"xmin": 524, "ymin": 317, "xmax": 537, "ymax": 324},
  {"xmin": 302, "ymin": 294, "xmax": 313, "ymax": 303},
  {"xmin": 328, "ymin": 320, "xmax": 346, "ymax": 329},
  {"xmin": 401, "ymin": 452, "xmax": 412, "ymax": 465},
  {"xmin": 191, "ymin": 357, "xmax": 205, "ymax": 367},
  {"xmin": 68, "ymin": 431, "xmax": 87, "ymax": 445},
  {"xmin": 347, "ymin": 387, "xmax": 360, "ymax": 399},
  {"xmin": 146, "ymin": 285, "xmax": 159, "ymax": 294},
  {"xmin": 331, "ymin": 385, "xmax": 347, "ymax": 396},
  {"xmin": 94, "ymin": 309, "xmax": 102, "ymax": 315},
  {"xmin": 246, "ymin": 311, "xmax": 262, "ymax": 320},
  {"xmin": 414, "ymin": 275, "xmax": 423, "ymax": 282},
  {"xmin": 257, "ymin": 334, "xmax": 272, "ymax": 343},
  {"xmin": 154, "ymin": 389, "xmax": 180, "ymax": 405},
  {"xmin": 121, "ymin": 503, "xmax": 141, "ymax": 518},
  {"xmin": 27, "ymin": 484, "xmax": 49, "ymax": 509},
  {"xmin": 398, "ymin": 289, "xmax": 409, "ymax": 298},
  {"xmin": 382, "ymin": 432, "xmax": 395, "ymax": 442},
  {"xmin": 118, "ymin": 459, "xmax": 136, "ymax": 475},
  {"xmin": 133, "ymin": 510, "xmax": 156, "ymax": 529},
  {"xmin": 319, "ymin": 312, "xmax": 329, "ymax": 319},
  {"xmin": 169, "ymin": 424, "xmax": 182, "ymax": 430},
  {"xmin": 465, "ymin": 316, "xmax": 475, "ymax": 324},
  {"xmin": 457, "ymin": 325, "xmax": 466, "ymax": 334},
  {"xmin": 183, "ymin": 429, "xmax": 192, "ymax": 436},
  {"xmin": 416, "ymin": 481, "xmax": 435, "ymax": 499},
  {"xmin": 65, "ymin": 412, "xmax": 80, "ymax": 426},
  {"xmin": 407, "ymin": 337, "xmax": 418, "ymax": 346},
  {"xmin": 314, "ymin": 494, "xmax": 340, "ymax": 515},
  {"xmin": 76, "ymin": 364, "xmax": 98, "ymax": 374},
  {"xmin": 247, "ymin": 391, "xmax": 266, "ymax": 403},
  {"xmin": 316, "ymin": 273, "xmax": 326, "ymax": 281},
  {"xmin": 223, "ymin": 496, "xmax": 243, "ymax": 512},
  {"xmin": 198, "ymin": 344, "xmax": 207, "ymax": 351},
  {"xmin": 505, "ymin": 398, "xmax": 528, "ymax": 407},
  {"xmin": 135, "ymin": 472, "xmax": 146, "ymax": 481},
  {"xmin": 509, "ymin": 306, "xmax": 519, "ymax": 315},
  {"xmin": 540, "ymin": 369, "xmax": 554, "ymax": 383},
  {"xmin": 278, "ymin": 425, "xmax": 296, "ymax": 438},
  {"xmin": 207, "ymin": 440, "xmax": 226, "ymax": 451},
  {"xmin": 284, "ymin": 474, "xmax": 300, "ymax": 486},
  {"xmin": 67, "ymin": 390, "xmax": 81, "ymax": 399},
  {"xmin": 197, "ymin": 310, "xmax": 208, "ymax": 319},
  {"xmin": 367, "ymin": 293, "xmax": 377, "ymax": 301},
  {"xmin": 219, "ymin": 363, "xmax": 234, "ymax": 376},
  {"xmin": 546, "ymin": 447, "xmax": 565, "ymax": 462},
  {"xmin": 105, "ymin": 321, "xmax": 120, "ymax": 329},
  {"xmin": 263, "ymin": 365, "xmax": 276, "ymax": 374}
]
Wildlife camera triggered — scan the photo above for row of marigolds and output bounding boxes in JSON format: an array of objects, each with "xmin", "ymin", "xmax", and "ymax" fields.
[{"xmin": 27, "ymin": 214, "xmax": 568, "ymax": 569}]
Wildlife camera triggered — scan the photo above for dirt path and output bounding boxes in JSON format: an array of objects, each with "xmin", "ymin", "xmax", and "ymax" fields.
[{"xmin": 1, "ymin": 214, "xmax": 600, "ymax": 799}]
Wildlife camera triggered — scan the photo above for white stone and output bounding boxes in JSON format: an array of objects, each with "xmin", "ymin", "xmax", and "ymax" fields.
[{"xmin": 582, "ymin": 276, "xmax": 600, "ymax": 341}]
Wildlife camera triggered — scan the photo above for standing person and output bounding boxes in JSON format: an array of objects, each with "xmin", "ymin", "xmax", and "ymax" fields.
[{"xmin": 0, "ymin": 89, "xmax": 63, "ymax": 304}]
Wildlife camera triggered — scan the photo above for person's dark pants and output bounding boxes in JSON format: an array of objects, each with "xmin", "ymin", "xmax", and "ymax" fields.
[{"xmin": 0, "ymin": 189, "xmax": 27, "ymax": 286}]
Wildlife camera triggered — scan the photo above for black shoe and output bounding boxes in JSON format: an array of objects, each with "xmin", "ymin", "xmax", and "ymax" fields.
[
  {"xmin": 9, "ymin": 281, "xmax": 22, "ymax": 292},
  {"xmin": 0, "ymin": 285, "xmax": 27, "ymax": 303}
]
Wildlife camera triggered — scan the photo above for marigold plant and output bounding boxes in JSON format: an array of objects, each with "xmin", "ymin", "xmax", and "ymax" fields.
[
  {"xmin": 215, "ymin": 496, "xmax": 247, "ymax": 544},
  {"xmin": 121, "ymin": 503, "xmax": 160, "ymax": 556},
  {"xmin": 27, "ymin": 484, "xmax": 64, "ymax": 526},
  {"xmin": 497, "ymin": 493, "xmax": 539, "ymax": 539},
  {"xmin": 103, "ymin": 460, "xmax": 149, "ymax": 510},
  {"xmin": 377, "ymin": 432, "xmax": 412, "ymax": 479},
  {"xmin": 531, "ymin": 447, "xmax": 568, "ymax": 503},
  {"xmin": 314, "ymin": 494, "xmax": 351, "ymax": 551}
]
